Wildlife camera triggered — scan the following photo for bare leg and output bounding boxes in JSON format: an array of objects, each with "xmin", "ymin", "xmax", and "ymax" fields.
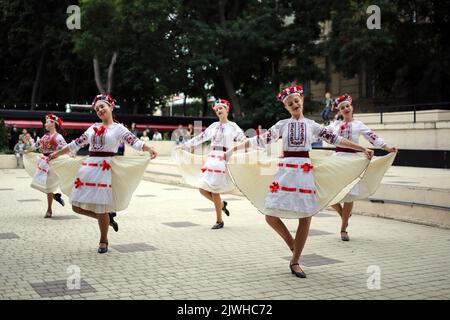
[
  {"xmin": 72, "ymin": 205, "xmax": 98, "ymax": 219},
  {"xmin": 46, "ymin": 193, "xmax": 53, "ymax": 216},
  {"xmin": 211, "ymin": 193, "xmax": 223, "ymax": 223},
  {"xmin": 265, "ymin": 215, "xmax": 294, "ymax": 251},
  {"xmin": 341, "ymin": 202, "xmax": 353, "ymax": 232},
  {"xmin": 97, "ymin": 213, "xmax": 110, "ymax": 248},
  {"xmin": 331, "ymin": 203, "xmax": 343, "ymax": 217},
  {"xmin": 199, "ymin": 188, "xmax": 213, "ymax": 202},
  {"xmin": 291, "ymin": 217, "xmax": 312, "ymax": 272}
]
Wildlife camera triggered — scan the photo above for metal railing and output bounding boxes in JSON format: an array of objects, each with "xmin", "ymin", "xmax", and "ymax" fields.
[{"xmin": 376, "ymin": 102, "xmax": 450, "ymax": 124}]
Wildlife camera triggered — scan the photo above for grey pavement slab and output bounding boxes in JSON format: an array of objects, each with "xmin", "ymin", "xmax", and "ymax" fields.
[
  {"xmin": 0, "ymin": 232, "xmax": 20, "ymax": 240},
  {"xmin": 1, "ymin": 168, "xmax": 449, "ymax": 300}
]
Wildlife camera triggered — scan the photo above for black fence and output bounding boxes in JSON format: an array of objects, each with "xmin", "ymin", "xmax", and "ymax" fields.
[
  {"xmin": 318, "ymin": 147, "xmax": 449, "ymax": 169},
  {"xmin": 376, "ymin": 102, "xmax": 450, "ymax": 124}
]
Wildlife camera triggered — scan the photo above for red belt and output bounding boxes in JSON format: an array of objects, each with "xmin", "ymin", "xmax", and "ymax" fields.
[
  {"xmin": 89, "ymin": 152, "xmax": 116, "ymax": 157},
  {"xmin": 335, "ymin": 147, "xmax": 358, "ymax": 153},
  {"xmin": 282, "ymin": 151, "xmax": 309, "ymax": 158},
  {"xmin": 212, "ymin": 146, "xmax": 228, "ymax": 152},
  {"xmin": 43, "ymin": 153, "xmax": 52, "ymax": 157}
]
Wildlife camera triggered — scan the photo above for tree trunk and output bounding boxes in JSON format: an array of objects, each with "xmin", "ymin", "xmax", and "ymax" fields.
[
  {"xmin": 220, "ymin": 69, "xmax": 241, "ymax": 116},
  {"xmin": 107, "ymin": 52, "xmax": 118, "ymax": 95},
  {"xmin": 202, "ymin": 94, "xmax": 208, "ymax": 117},
  {"xmin": 31, "ymin": 49, "xmax": 46, "ymax": 110},
  {"xmin": 183, "ymin": 94, "xmax": 187, "ymax": 116},
  {"xmin": 93, "ymin": 56, "xmax": 105, "ymax": 93},
  {"xmin": 218, "ymin": 0, "xmax": 241, "ymax": 117}
]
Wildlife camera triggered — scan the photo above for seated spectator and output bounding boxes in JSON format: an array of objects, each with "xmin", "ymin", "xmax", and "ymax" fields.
[
  {"xmin": 140, "ymin": 130, "xmax": 150, "ymax": 142},
  {"xmin": 152, "ymin": 129, "xmax": 162, "ymax": 141}
]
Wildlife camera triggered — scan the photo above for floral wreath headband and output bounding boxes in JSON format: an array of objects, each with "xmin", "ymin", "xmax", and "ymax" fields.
[
  {"xmin": 277, "ymin": 85, "xmax": 304, "ymax": 103},
  {"xmin": 212, "ymin": 98, "xmax": 231, "ymax": 112},
  {"xmin": 335, "ymin": 94, "xmax": 353, "ymax": 109},
  {"xmin": 91, "ymin": 94, "xmax": 116, "ymax": 109},
  {"xmin": 45, "ymin": 114, "xmax": 63, "ymax": 128}
]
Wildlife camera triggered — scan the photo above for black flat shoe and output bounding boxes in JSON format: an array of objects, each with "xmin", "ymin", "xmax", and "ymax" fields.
[
  {"xmin": 44, "ymin": 211, "xmax": 52, "ymax": 218},
  {"xmin": 53, "ymin": 193, "xmax": 65, "ymax": 206},
  {"xmin": 341, "ymin": 231, "xmax": 350, "ymax": 241},
  {"xmin": 98, "ymin": 241, "xmax": 108, "ymax": 254},
  {"xmin": 289, "ymin": 263, "xmax": 306, "ymax": 278},
  {"xmin": 212, "ymin": 221, "xmax": 224, "ymax": 229},
  {"xmin": 222, "ymin": 201, "xmax": 230, "ymax": 216},
  {"xmin": 108, "ymin": 212, "xmax": 119, "ymax": 232}
]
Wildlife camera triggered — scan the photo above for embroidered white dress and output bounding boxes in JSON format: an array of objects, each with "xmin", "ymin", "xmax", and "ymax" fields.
[
  {"xmin": 175, "ymin": 121, "xmax": 246, "ymax": 193},
  {"xmin": 227, "ymin": 118, "xmax": 371, "ymax": 218},
  {"xmin": 50, "ymin": 123, "xmax": 149, "ymax": 214},
  {"xmin": 250, "ymin": 118, "xmax": 342, "ymax": 214},
  {"xmin": 23, "ymin": 132, "xmax": 67, "ymax": 193},
  {"xmin": 330, "ymin": 120, "xmax": 396, "ymax": 203}
]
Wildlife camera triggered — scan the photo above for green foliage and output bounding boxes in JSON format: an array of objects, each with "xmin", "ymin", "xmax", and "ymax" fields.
[
  {"xmin": 0, "ymin": 119, "xmax": 9, "ymax": 152},
  {"xmin": 2, "ymin": 0, "xmax": 447, "ymax": 126},
  {"xmin": 327, "ymin": 0, "xmax": 450, "ymax": 103}
]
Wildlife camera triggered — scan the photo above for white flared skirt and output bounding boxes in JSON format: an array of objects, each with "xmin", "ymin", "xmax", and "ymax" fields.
[
  {"xmin": 49, "ymin": 154, "xmax": 150, "ymax": 214},
  {"xmin": 174, "ymin": 149, "xmax": 236, "ymax": 194},
  {"xmin": 227, "ymin": 150, "xmax": 371, "ymax": 219},
  {"xmin": 23, "ymin": 152, "xmax": 59, "ymax": 194},
  {"xmin": 331, "ymin": 151, "xmax": 397, "ymax": 203}
]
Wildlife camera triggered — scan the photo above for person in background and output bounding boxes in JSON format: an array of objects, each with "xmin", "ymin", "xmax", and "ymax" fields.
[
  {"xmin": 140, "ymin": 130, "xmax": 150, "ymax": 142},
  {"xmin": 23, "ymin": 133, "xmax": 34, "ymax": 150},
  {"xmin": 320, "ymin": 92, "xmax": 333, "ymax": 125},
  {"xmin": 130, "ymin": 122, "xmax": 139, "ymax": 137},
  {"xmin": 19, "ymin": 128, "xmax": 28, "ymax": 143},
  {"xmin": 173, "ymin": 124, "xmax": 187, "ymax": 145},
  {"xmin": 187, "ymin": 124, "xmax": 194, "ymax": 139},
  {"xmin": 152, "ymin": 129, "xmax": 162, "ymax": 141},
  {"xmin": 32, "ymin": 131, "xmax": 38, "ymax": 142},
  {"xmin": 14, "ymin": 138, "xmax": 25, "ymax": 168}
]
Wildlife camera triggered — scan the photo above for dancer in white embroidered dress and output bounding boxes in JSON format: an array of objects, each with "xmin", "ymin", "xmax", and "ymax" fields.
[
  {"xmin": 49, "ymin": 94, "xmax": 157, "ymax": 253},
  {"xmin": 329, "ymin": 94, "xmax": 397, "ymax": 241},
  {"xmin": 227, "ymin": 85, "xmax": 374, "ymax": 278},
  {"xmin": 177, "ymin": 99, "xmax": 246, "ymax": 229},
  {"xmin": 24, "ymin": 114, "xmax": 67, "ymax": 218}
]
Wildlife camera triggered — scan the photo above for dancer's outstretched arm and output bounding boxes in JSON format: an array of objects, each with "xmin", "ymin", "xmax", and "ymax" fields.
[
  {"xmin": 336, "ymin": 138, "xmax": 374, "ymax": 159},
  {"xmin": 48, "ymin": 145, "xmax": 71, "ymax": 160}
]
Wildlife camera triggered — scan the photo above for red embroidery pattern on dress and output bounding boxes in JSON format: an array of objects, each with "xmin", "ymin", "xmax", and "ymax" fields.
[
  {"xmin": 91, "ymin": 126, "xmax": 106, "ymax": 150},
  {"xmin": 269, "ymin": 182, "xmax": 280, "ymax": 193},
  {"xmin": 339, "ymin": 123, "xmax": 352, "ymax": 140},
  {"xmin": 123, "ymin": 132, "xmax": 138, "ymax": 146},
  {"xmin": 366, "ymin": 131, "xmax": 379, "ymax": 144},
  {"xmin": 93, "ymin": 126, "xmax": 106, "ymax": 136},
  {"xmin": 319, "ymin": 128, "xmax": 338, "ymax": 144},
  {"xmin": 74, "ymin": 177, "xmax": 111, "ymax": 189},
  {"xmin": 100, "ymin": 160, "xmax": 111, "ymax": 171},
  {"xmin": 288, "ymin": 122, "xmax": 306, "ymax": 147},
  {"xmin": 300, "ymin": 163, "xmax": 314, "ymax": 172},
  {"xmin": 200, "ymin": 168, "xmax": 225, "ymax": 174},
  {"xmin": 75, "ymin": 134, "xmax": 88, "ymax": 147}
]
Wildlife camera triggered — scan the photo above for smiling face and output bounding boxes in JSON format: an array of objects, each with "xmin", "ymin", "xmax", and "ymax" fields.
[
  {"xmin": 339, "ymin": 103, "xmax": 353, "ymax": 120},
  {"xmin": 283, "ymin": 94, "xmax": 304, "ymax": 117},
  {"xmin": 44, "ymin": 119, "xmax": 56, "ymax": 131},
  {"xmin": 94, "ymin": 101, "xmax": 113, "ymax": 121},
  {"xmin": 213, "ymin": 105, "xmax": 229, "ymax": 120}
]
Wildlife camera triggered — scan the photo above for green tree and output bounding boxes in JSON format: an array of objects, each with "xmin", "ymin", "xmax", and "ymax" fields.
[
  {"xmin": 0, "ymin": 119, "xmax": 9, "ymax": 152},
  {"xmin": 327, "ymin": 0, "xmax": 450, "ymax": 104}
]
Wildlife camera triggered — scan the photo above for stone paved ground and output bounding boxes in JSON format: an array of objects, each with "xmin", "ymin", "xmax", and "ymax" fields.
[{"xmin": 1, "ymin": 168, "xmax": 449, "ymax": 300}]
